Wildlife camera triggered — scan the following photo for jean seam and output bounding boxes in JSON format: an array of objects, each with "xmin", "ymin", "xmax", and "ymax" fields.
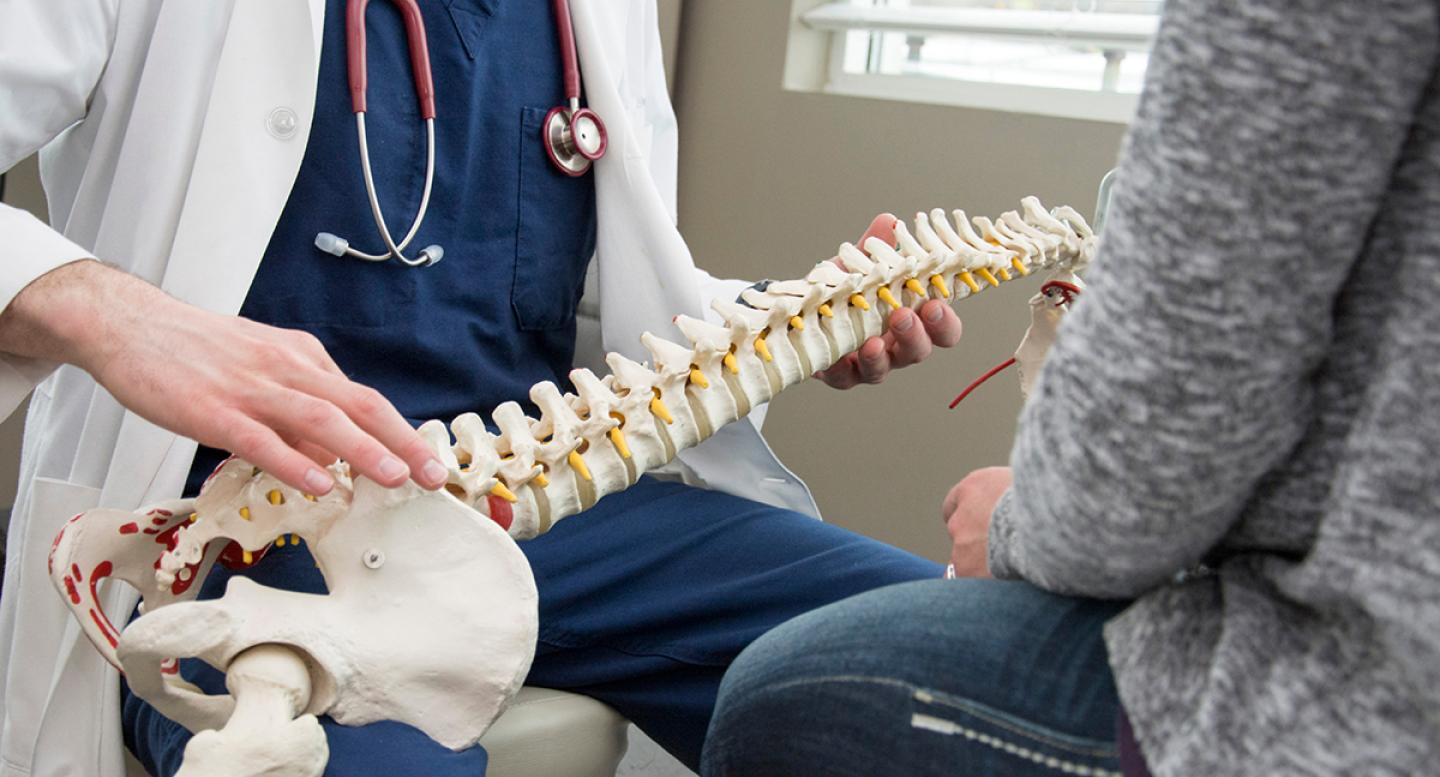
[
  {"xmin": 909, "ymin": 713, "xmax": 1122, "ymax": 777},
  {"xmin": 753, "ymin": 674, "xmax": 1118, "ymax": 760},
  {"xmin": 912, "ymin": 686, "xmax": 1118, "ymax": 758}
]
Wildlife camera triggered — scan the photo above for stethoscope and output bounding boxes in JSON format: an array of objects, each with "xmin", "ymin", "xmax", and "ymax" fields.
[{"xmin": 315, "ymin": 0, "xmax": 607, "ymax": 267}]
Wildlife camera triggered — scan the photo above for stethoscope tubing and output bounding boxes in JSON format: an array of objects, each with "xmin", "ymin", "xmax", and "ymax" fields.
[
  {"xmin": 347, "ymin": 114, "xmax": 437, "ymax": 266},
  {"xmin": 321, "ymin": 0, "xmax": 600, "ymax": 267}
]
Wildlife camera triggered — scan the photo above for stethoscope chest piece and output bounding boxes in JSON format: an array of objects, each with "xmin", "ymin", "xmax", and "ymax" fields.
[{"xmin": 543, "ymin": 106, "xmax": 607, "ymax": 178}]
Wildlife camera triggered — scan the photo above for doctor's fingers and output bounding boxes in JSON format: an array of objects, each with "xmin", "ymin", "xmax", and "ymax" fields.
[
  {"xmin": 288, "ymin": 372, "xmax": 449, "ymax": 490},
  {"xmin": 210, "ymin": 414, "xmax": 338, "ymax": 496},
  {"xmin": 917, "ymin": 300, "xmax": 963, "ymax": 349},
  {"xmin": 281, "ymin": 432, "xmax": 339, "ymax": 469},
  {"xmin": 815, "ymin": 336, "xmax": 891, "ymax": 389},
  {"xmin": 254, "ymin": 385, "xmax": 445, "ymax": 491}
]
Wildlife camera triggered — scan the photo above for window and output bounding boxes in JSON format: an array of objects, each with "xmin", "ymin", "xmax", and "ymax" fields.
[{"xmin": 787, "ymin": 0, "xmax": 1163, "ymax": 123}]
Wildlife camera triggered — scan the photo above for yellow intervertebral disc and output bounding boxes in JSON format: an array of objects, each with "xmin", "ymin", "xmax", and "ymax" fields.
[
  {"xmin": 490, "ymin": 482, "xmax": 519, "ymax": 503},
  {"xmin": 997, "ymin": 267, "xmax": 1013, "ymax": 282},
  {"xmin": 609, "ymin": 427, "xmax": 632, "ymax": 459},
  {"xmin": 1011, "ymin": 257, "xmax": 1030, "ymax": 276},
  {"xmin": 267, "ymin": 489, "xmax": 284, "ymax": 506},
  {"xmin": 818, "ymin": 303, "xmax": 835, "ymax": 318},
  {"xmin": 977, "ymin": 268, "xmax": 1001, "ymax": 288},
  {"xmin": 849, "ymin": 294, "xmax": 871, "ymax": 311},
  {"xmin": 904, "ymin": 278, "xmax": 927, "ymax": 297},
  {"xmin": 533, "ymin": 471, "xmax": 550, "ymax": 487},
  {"xmin": 789, "ymin": 316, "xmax": 805, "ymax": 331},
  {"xmin": 239, "ymin": 506, "xmax": 252, "ymax": 521},
  {"xmin": 275, "ymin": 535, "xmax": 287, "ymax": 547},
  {"xmin": 723, "ymin": 352, "xmax": 740, "ymax": 374},
  {"xmin": 568, "ymin": 450, "xmax": 593, "ymax": 481},
  {"xmin": 241, "ymin": 549, "xmax": 254, "ymax": 565},
  {"xmin": 959, "ymin": 272, "xmax": 981, "ymax": 294},
  {"xmin": 689, "ymin": 367, "xmax": 710, "ymax": 389},
  {"xmin": 877, "ymin": 287, "xmax": 900, "ymax": 309},
  {"xmin": 650, "ymin": 393, "xmax": 675, "ymax": 424},
  {"xmin": 930, "ymin": 275, "xmax": 951, "ymax": 299},
  {"xmin": 754, "ymin": 336, "xmax": 773, "ymax": 363}
]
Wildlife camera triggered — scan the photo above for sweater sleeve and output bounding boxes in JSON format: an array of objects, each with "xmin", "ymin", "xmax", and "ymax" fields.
[{"xmin": 987, "ymin": 0, "xmax": 1439, "ymax": 598}]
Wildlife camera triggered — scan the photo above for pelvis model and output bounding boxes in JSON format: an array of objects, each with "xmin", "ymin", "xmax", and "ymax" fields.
[{"xmin": 48, "ymin": 197, "xmax": 1094, "ymax": 776}]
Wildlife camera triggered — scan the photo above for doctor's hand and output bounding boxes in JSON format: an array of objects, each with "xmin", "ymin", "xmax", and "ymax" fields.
[
  {"xmin": 0, "ymin": 260, "xmax": 449, "ymax": 495},
  {"xmin": 942, "ymin": 466, "xmax": 1012, "ymax": 578},
  {"xmin": 813, "ymin": 213, "xmax": 963, "ymax": 390},
  {"xmin": 814, "ymin": 300, "xmax": 963, "ymax": 389}
]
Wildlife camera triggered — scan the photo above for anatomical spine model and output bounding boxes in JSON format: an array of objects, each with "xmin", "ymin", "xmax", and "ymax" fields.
[{"xmin": 49, "ymin": 198, "xmax": 1094, "ymax": 777}]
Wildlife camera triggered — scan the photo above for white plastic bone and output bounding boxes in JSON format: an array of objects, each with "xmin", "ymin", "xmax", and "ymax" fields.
[{"xmin": 174, "ymin": 645, "xmax": 327, "ymax": 777}]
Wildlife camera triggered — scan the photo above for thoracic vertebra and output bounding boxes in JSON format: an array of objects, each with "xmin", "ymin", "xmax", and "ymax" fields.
[{"xmin": 435, "ymin": 197, "xmax": 1095, "ymax": 539}]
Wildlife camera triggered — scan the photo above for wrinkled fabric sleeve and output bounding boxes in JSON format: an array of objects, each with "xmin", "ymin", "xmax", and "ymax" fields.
[
  {"xmin": 0, "ymin": 0, "xmax": 119, "ymax": 418},
  {"xmin": 987, "ymin": 0, "xmax": 1439, "ymax": 598}
]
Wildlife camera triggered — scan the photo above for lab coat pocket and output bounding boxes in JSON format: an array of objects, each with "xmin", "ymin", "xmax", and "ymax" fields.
[
  {"xmin": 512, "ymin": 107, "xmax": 597, "ymax": 332},
  {"xmin": 1, "ymin": 477, "xmax": 104, "ymax": 768}
]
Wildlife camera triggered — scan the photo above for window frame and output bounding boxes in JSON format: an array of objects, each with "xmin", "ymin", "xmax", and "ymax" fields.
[{"xmin": 787, "ymin": 0, "xmax": 1161, "ymax": 124}]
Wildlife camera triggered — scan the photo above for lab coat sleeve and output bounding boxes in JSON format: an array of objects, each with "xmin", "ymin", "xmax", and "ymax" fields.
[
  {"xmin": 0, "ymin": 0, "xmax": 118, "ymax": 417},
  {"xmin": 632, "ymin": 3, "xmax": 756, "ymax": 313}
]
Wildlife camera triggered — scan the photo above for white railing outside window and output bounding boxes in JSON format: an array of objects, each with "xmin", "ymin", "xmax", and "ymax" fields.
[{"xmin": 787, "ymin": 0, "xmax": 1163, "ymax": 124}]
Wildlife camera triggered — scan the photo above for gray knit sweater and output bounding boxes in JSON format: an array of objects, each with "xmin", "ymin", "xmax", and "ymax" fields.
[{"xmin": 987, "ymin": 1, "xmax": 1440, "ymax": 774}]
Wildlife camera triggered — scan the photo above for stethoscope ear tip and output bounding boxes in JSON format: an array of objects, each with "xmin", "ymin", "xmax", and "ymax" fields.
[
  {"xmin": 419, "ymin": 245, "xmax": 444, "ymax": 266},
  {"xmin": 315, "ymin": 232, "xmax": 350, "ymax": 257}
]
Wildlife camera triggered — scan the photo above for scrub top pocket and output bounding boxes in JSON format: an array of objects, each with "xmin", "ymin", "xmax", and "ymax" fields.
[{"xmin": 512, "ymin": 106, "xmax": 597, "ymax": 332}]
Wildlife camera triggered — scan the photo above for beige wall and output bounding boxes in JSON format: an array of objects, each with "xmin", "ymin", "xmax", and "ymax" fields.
[{"xmin": 671, "ymin": 1, "xmax": 1126, "ymax": 561}]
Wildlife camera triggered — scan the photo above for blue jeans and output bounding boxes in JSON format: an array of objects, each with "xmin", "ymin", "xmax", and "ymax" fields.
[
  {"xmin": 701, "ymin": 579, "xmax": 1127, "ymax": 777},
  {"xmin": 122, "ymin": 477, "xmax": 941, "ymax": 775}
]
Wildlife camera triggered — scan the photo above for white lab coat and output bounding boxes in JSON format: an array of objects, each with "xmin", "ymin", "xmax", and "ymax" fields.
[{"xmin": 0, "ymin": 2, "xmax": 817, "ymax": 775}]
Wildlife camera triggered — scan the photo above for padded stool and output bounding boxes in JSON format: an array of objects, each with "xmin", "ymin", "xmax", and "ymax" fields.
[
  {"xmin": 124, "ymin": 686, "xmax": 631, "ymax": 777},
  {"xmin": 481, "ymin": 686, "xmax": 630, "ymax": 777}
]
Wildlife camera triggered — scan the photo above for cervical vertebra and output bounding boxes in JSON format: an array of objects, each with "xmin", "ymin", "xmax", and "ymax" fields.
[{"xmin": 48, "ymin": 197, "xmax": 1093, "ymax": 777}]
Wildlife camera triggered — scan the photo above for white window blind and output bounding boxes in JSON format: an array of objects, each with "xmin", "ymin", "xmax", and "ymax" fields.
[{"xmin": 792, "ymin": 0, "xmax": 1163, "ymax": 123}]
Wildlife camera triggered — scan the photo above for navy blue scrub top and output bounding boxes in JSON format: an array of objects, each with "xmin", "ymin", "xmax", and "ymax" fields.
[{"xmin": 187, "ymin": 0, "xmax": 596, "ymax": 493}]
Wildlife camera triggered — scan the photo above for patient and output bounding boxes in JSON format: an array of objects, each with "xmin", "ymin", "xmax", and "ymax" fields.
[{"xmin": 700, "ymin": 0, "xmax": 1440, "ymax": 774}]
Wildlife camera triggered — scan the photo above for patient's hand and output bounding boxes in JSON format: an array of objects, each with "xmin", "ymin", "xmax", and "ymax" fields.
[{"xmin": 942, "ymin": 466, "xmax": 1012, "ymax": 577}]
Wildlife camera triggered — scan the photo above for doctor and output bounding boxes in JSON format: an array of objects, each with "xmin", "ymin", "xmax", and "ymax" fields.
[{"xmin": 0, "ymin": 1, "xmax": 963, "ymax": 775}]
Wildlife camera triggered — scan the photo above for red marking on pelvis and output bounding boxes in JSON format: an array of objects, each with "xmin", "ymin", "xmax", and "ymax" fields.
[
  {"xmin": 119, "ymin": 522, "xmax": 139, "ymax": 535},
  {"xmin": 89, "ymin": 609, "xmax": 118, "ymax": 649},
  {"xmin": 161, "ymin": 658, "xmax": 179, "ymax": 676},
  {"xmin": 485, "ymin": 494, "xmax": 514, "ymax": 532},
  {"xmin": 64, "ymin": 576, "xmax": 81, "ymax": 604},
  {"xmin": 86, "ymin": 561, "xmax": 120, "ymax": 647},
  {"xmin": 147, "ymin": 509, "xmax": 174, "ymax": 518},
  {"xmin": 72, "ymin": 564, "xmax": 83, "ymax": 583}
]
